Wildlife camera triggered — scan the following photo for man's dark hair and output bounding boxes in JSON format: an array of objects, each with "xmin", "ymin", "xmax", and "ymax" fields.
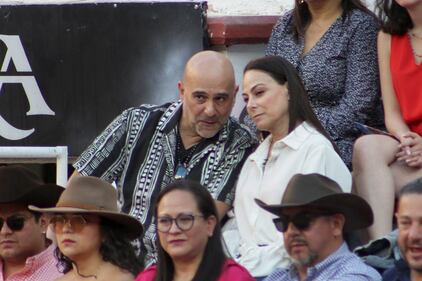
[{"xmin": 398, "ymin": 178, "xmax": 422, "ymax": 200}]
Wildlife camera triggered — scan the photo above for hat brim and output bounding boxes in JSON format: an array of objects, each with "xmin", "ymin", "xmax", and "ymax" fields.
[
  {"xmin": 29, "ymin": 205, "xmax": 142, "ymax": 240},
  {"xmin": 255, "ymin": 193, "xmax": 373, "ymax": 232}
]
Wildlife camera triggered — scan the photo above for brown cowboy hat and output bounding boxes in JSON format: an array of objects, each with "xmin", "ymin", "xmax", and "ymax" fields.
[
  {"xmin": 0, "ymin": 165, "xmax": 64, "ymax": 208},
  {"xmin": 29, "ymin": 176, "xmax": 143, "ymax": 239},
  {"xmin": 255, "ymin": 173, "xmax": 373, "ymax": 232}
]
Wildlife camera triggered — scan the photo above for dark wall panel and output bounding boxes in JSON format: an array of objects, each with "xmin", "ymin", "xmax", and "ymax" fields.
[{"xmin": 0, "ymin": 2, "xmax": 206, "ymax": 156}]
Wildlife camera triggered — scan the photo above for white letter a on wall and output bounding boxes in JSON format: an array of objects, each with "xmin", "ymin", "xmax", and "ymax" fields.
[{"xmin": 0, "ymin": 34, "xmax": 55, "ymax": 141}]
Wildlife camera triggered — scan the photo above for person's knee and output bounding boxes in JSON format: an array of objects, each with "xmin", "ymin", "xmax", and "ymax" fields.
[{"xmin": 353, "ymin": 136, "xmax": 378, "ymax": 170}]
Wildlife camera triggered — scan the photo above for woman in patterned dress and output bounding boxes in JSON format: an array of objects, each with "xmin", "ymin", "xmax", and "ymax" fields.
[{"xmin": 263, "ymin": 0, "xmax": 383, "ymax": 168}]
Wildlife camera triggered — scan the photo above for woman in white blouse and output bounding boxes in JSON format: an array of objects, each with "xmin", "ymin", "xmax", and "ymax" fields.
[{"xmin": 230, "ymin": 56, "xmax": 351, "ymax": 280}]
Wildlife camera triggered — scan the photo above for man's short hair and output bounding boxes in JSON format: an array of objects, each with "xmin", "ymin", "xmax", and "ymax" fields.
[{"xmin": 398, "ymin": 178, "xmax": 422, "ymax": 199}]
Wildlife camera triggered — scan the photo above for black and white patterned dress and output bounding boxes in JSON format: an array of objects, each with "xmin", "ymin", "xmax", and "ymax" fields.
[
  {"xmin": 265, "ymin": 9, "xmax": 384, "ymax": 168},
  {"xmin": 73, "ymin": 101, "xmax": 256, "ymax": 264}
]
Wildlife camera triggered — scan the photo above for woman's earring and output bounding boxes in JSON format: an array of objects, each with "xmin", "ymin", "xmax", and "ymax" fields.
[{"xmin": 300, "ymin": 0, "xmax": 305, "ymax": 3}]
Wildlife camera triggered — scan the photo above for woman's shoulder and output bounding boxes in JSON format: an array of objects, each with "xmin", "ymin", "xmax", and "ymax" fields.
[
  {"xmin": 218, "ymin": 259, "xmax": 255, "ymax": 281},
  {"xmin": 346, "ymin": 9, "xmax": 378, "ymax": 30},
  {"xmin": 135, "ymin": 265, "xmax": 157, "ymax": 281},
  {"xmin": 273, "ymin": 10, "xmax": 294, "ymax": 32}
]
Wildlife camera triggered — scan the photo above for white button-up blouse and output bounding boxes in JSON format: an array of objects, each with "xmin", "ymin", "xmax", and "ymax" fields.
[{"xmin": 232, "ymin": 122, "xmax": 352, "ymax": 277}]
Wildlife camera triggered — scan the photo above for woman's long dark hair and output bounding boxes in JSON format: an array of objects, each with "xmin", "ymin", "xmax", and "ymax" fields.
[
  {"xmin": 55, "ymin": 218, "xmax": 143, "ymax": 277},
  {"xmin": 244, "ymin": 56, "xmax": 339, "ymax": 153},
  {"xmin": 291, "ymin": 0, "xmax": 374, "ymax": 40},
  {"xmin": 375, "ymin": 0, "xmax": 413, "ymax": 35},
  {"xmin": 154, "ymin": 180, "xmax": 225, "ymax": 281}
]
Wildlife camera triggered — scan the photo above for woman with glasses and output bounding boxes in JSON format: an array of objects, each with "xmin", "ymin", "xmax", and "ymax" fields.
[
  {"xmin": 135, "ymin": 179, "xmax": 254, "ymax": 281},
  {"xmin": 29, "ymin": 176, "xmax": 144, "ymax": 281},
  {"xmin": 228, "ymin": 56, "xmax": 351, "ymax": 280}
]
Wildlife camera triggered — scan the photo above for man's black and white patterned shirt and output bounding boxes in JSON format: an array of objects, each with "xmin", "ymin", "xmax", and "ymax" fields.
[{"xmin": 73, "ymin": 101, "xmax": 256, "ymax": 264}]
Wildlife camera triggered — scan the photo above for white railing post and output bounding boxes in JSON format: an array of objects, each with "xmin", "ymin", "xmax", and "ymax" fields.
[{"xmin": 0, "ymin": 146, "xmax": 68, "ymax": 186}]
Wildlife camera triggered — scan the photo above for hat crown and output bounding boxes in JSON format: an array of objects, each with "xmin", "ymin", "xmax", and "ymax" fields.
[
  {"xmin": 255, "ymin": 173, "xmax": 374, "ymax": 232},
  {"xmin": 57, "ymin": 176, "xmax": 118, "ymax": 212},
  {"xmin": 0, "ymin": 166, "xmax": 63, "ymax": 207},
  {"xmin": 282, "ymin": 173, "xmax": 342, "ymax": 206}
]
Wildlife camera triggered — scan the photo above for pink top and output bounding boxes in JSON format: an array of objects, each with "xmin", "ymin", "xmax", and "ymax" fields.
[
  {"xmin": 390, "ymin": 34, "xmax": 422, "ymax": 135},
  {"xmin": 0, "ymin": 245, "xmax": 62, "ymax": 281},
  {"xmin": 135, "ymin": 259, "xmax": 254, "ymax": 281}
]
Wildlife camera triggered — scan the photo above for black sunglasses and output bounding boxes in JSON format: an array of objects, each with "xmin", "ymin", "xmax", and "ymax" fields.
[
  {"xmin": 273, "ymin": 210, "xmax": 334, "ymax": 232},
  {"xmin": 0, "ymin": 214, "xmax": 32, "ymax": 232}
]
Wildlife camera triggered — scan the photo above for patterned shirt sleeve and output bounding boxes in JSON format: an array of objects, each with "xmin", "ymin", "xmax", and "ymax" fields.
[{"xmin": 73, "ymin": 108, "xmax": 133, "ymax": 182}]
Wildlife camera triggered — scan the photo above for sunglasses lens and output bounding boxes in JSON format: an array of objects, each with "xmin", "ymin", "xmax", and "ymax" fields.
[
  {"xmin": 292, "ymin": 214, "xmax": 312, "ymax": 231},
  {"xmin": 6, "ymin": 217, "xmax": 26, "ymax": 231},
  {"xmin": 273, "ymin": 213, "xmax": 313, "ymax": 232},
  {"xmin": 51, "ymin": 215, "xmax": 87, "ymax": 234},
  {"xmin": 273, "ymin": 217, "xmax": 288, "ymax": 232},
  {"xmin": 50, "ymin": 216, "xmax": 65, "ymax": 233}
]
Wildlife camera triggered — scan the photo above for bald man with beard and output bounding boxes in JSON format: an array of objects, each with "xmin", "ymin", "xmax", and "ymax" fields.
[{"xmin": 72, "ymin": 51, "xmax": 256, "ymax": 265}]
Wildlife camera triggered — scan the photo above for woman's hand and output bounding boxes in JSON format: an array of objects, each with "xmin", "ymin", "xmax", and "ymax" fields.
[{"xmin": 396, "ymin": 132, "xmax": 422, "ymax": 167}]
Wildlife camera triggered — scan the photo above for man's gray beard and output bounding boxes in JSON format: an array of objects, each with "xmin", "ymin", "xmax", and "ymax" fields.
[{"xmin": 292, "ymin": 251, "xmax": 318, "ymax": 268}]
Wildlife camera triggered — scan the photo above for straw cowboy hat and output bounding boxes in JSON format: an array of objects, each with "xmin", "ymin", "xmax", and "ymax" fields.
[
  {"xmin": 0, "ymin": 165, "xmax": 64, "ymax": 208},
  {"xmin": 255, "ymin": 173, "xmax": 373, "ymax": 232},
  {"xmin": 30, "ymin": 176, "xmax": 143, "ymax": 239}
]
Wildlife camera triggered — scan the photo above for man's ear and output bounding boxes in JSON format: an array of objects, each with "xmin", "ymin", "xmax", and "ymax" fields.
[
  {"xmin": 231, "ymin": 85, "xmax": 239, "ymax": 108},
  {"xmin": 39, "ymin": 214, "xmax": 49, "ymax": 234},
  {"xmin": 234, "ymin": 85, "xmax": 239, "ymax": 95},
  {"xmin": 331, "ymin": 213, "xmax": 345, "ymax": 237},
  {"xmin": 178, "ymin": 81, "xmax": 184, "ymax": 100}
]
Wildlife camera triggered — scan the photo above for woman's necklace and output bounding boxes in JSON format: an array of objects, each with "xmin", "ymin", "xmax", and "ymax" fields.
[
  {"xmin": 73, "ymin": 261, "xmax": 104, "ymax": 280},
  {"xmin": 174, "ymin": 129, "xmax": 199, "ymax": 179},
  {"xmin": 408, "ymin": 32, "xmax": 422, "ymax": 60}
]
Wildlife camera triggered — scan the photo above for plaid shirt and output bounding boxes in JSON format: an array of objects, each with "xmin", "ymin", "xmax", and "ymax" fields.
[
  {"xmin": 74, "ymin": 101, "xmax": 255, "ymax": 264},
  {"xmin": 0, "ymin": 245, "xmax": 61, "ymax": 281},
  {"xmin": 264, "ymin": 243, "xmax": 381, "ymax": 281}
]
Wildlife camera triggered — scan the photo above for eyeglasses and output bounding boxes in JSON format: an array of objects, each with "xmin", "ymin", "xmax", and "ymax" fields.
[
  {"xmin": 273, "ymin": 210, "xmax": 334, "ymax": 233},
  {"xmin": 0, "ymin": 214, "xmax": 32, "ymax": 232},
  {"xmin": 157, "ymin": 213, "xmax": 204, "ymax": 233},
  {"xmin": 50, "ymin": 215, "xmax": 90, "ymax": 234}
]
